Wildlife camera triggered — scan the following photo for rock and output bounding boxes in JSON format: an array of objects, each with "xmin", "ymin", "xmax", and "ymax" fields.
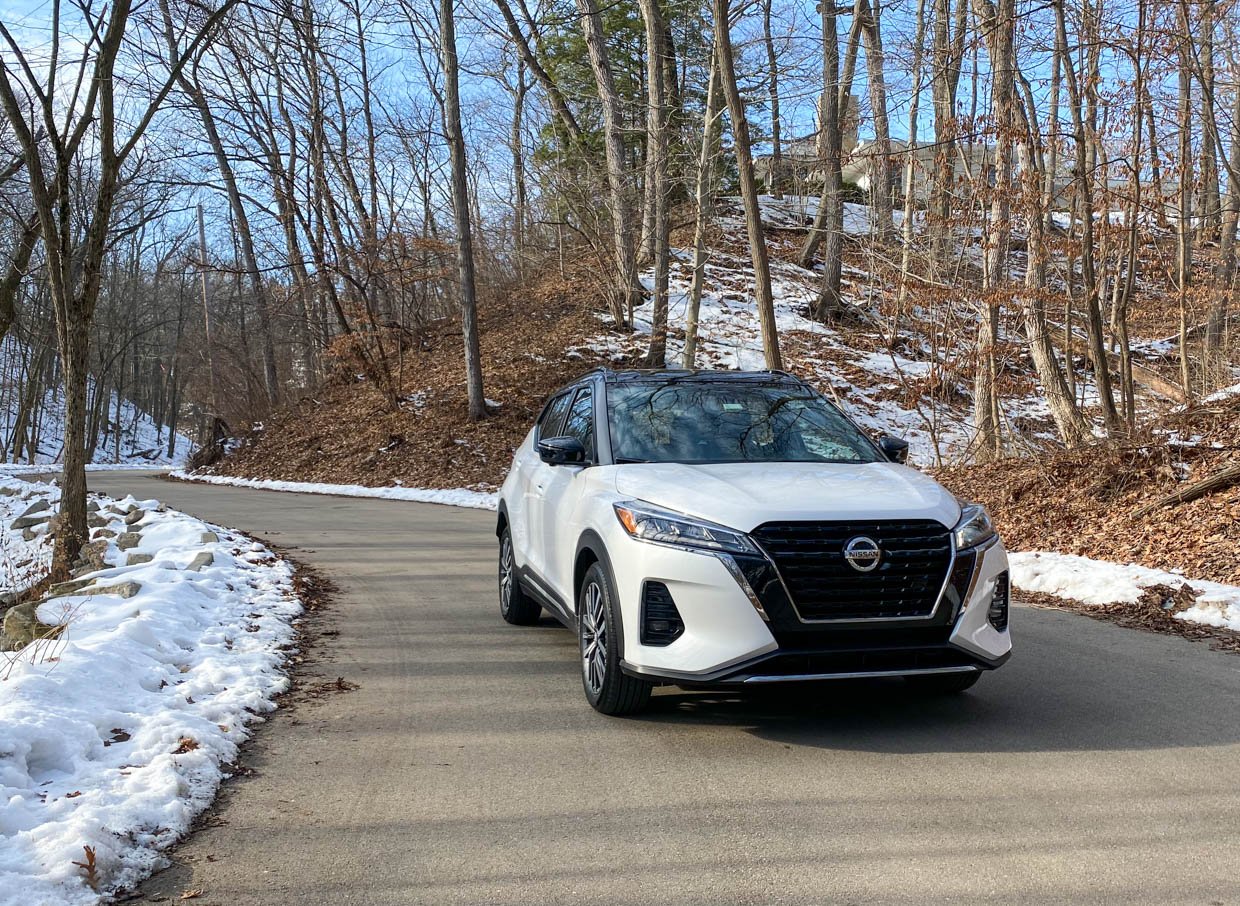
[
  {"xmin": 17, "ymin": 499, "xmax": 50, "ymax": 519},
  {"xmin": 123, "ymin": 509, "xmax": 145, "ymax": 526},
  {"xmin": 186, "ymin": 552, "xmax": 214, "ymax": 572},
  {"xmin": 92, "ymin": 528, "xmax": 118, "ymax": 539},
  {"xmin": 86, "ymin": 499, "xmax": 100, "ymax": 512},
  {"xmin": 199, "ymin": 531, "xmax": 220, "ymax": 544},
  {"xmin": 11, "ymin": 514, "xmax": 49, "ymax": 530},
  {"xmin": 0, "ymin": 486, "xmax": 19, "ymax": 497},
  {"xmin": 2, "ymin": 602, "xmax": 60, "ymax": 650},
  {"xmin": 83, "ymin": 581, "xmax": 141, "ymax": 599},
  {"xmin": 87, "ymin": 514, "xmax": 108, "ymax": 528},
  {"xmin": 78, "ymin": 540, "xmax": 110, "ymax": 571},
  {"xmin": 49, "ymin": 578, "xmax": 92, "ymax": 596},
  {"xmin": 117, "ymin": 532, "xmax": 142, "ymax": 551},
  {"xmin": 21, "ymin": 528, "xmax": 37, "ymax": 542},
  {"xmin": 126, "ymin": 552, "xmax": 154, "ymax": 566}
]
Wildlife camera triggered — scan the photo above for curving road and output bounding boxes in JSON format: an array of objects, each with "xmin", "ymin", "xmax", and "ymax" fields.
[{"xmin": 88, "ymin": 471, "xmax": 1240, "ymax": 905}]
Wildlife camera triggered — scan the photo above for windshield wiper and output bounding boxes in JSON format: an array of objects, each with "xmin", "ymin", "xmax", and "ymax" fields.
[{"xmin": 614, "ymin": 457, "xmax": 651, "ymax": 464}]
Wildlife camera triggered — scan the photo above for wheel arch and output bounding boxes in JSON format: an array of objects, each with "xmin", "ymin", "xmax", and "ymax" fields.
[
  {"xmin": 495, "ymin": 501, "xmax": 509, "ymax": 538},
  {"xmin": 574, "ymin": 529, "xmax": 626, "ymax": 660}
]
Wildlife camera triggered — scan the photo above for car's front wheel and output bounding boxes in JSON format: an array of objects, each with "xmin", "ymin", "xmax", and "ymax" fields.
[
  {"xmin": 498, "ymin": 527, "xmax": 541, "ymax": 625},
  {"xmin": 578, "ymin": 562, "xmax": 652, "ymax": 716}
]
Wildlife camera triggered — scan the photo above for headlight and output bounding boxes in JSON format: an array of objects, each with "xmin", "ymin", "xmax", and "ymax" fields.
[
  {"xmin": 952, "ymin": 503, "xmax": 996, "ymax": 550},
  {"xmin": 613, "ymin": 501, "xmax": 758, "ymax": 555}
]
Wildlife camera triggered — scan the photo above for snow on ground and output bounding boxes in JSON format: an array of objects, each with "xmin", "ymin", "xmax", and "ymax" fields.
[
  {"xmin": 0, "ymin": 336, "xmax": 193, "ymax": 468},
  {"xmin": 170, "ymin": 470, "xmax": 498, "ymax": 511},
  {"xmin": 0, "ymin": 464, "xmax": 174, "ymax": 474},
  {"xmin": 0, "ymin": 475, "xmax": 303, "ymax": 904},
  {"xmin": 1010, "ymin": 551, "xmax": 1240, "ymax": 633}
]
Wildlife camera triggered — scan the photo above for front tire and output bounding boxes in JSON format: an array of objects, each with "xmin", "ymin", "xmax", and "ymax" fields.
[
  {"xmin": 498, "ymin": 528, "xmax": 540, "ymax": 625},
  {"xmin": 578, "ymin": 562, "xmax": 652, "ymax": 716},
  {"xmin": 904, "ymin": 670, "xmax": 981, "ymax": 695}
]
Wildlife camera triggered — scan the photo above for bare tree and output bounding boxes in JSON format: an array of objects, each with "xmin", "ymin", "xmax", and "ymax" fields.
[
  {"xmin": 712, "ymin": 0, "xmax": 782, "ymax": 369},
  {"xmin": 439, "ymin": 0, "xmax": 487, "ymax": 419},
  {"xmin": 0, "ymin": 0, "xmax": 240, "ymax": 574}
]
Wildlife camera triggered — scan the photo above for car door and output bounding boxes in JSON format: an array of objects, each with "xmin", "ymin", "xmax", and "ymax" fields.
[
  {"xmin": 537, "ymin": 384, "xmax": 597, "ymax": 607},
  {"xmin": 518, "ymin": 391, "xmax": 572, "ymax": 578}
]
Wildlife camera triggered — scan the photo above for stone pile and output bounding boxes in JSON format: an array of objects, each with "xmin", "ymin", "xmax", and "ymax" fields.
[{"xmin": 0, "ymin": 495, "xmax": 178, "ymax": 652}]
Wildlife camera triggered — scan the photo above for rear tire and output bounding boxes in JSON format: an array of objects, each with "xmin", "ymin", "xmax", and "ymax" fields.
[
  {"xmin": 498, "ymin": 528, "xmax": 541, "ymax": 625},
  {"xmin": 904, "ymin": 671, "xmax": 981, "ymax": 695},
  {"xmin": 578, "ymin": 562, "xmax": 652, "ymax": 716}
]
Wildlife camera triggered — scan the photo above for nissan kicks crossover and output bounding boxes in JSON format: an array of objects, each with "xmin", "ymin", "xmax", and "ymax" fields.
[{"xmin": 496, "ymin": 369, "xmax": 1011, "ymax": 715}]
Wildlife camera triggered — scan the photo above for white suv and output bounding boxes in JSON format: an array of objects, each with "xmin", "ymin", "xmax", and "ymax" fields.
[{"xmin": 497, "ymin": 369, "xmax": 1011, "ymax": 715}]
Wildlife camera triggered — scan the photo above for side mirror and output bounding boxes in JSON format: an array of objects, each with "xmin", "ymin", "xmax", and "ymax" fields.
[
  {"xmin": 878, "ymin": 434, "xmax": 910, "ymax": 464},
  {"xmin": 537, "ymin": 436, "xmax": 587, "ymax": 466}
]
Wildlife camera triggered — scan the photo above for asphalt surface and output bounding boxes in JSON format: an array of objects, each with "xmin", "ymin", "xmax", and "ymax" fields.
[{"xmin": 87, "ymin": 471, "xmax": 1240, "ymax": 905}]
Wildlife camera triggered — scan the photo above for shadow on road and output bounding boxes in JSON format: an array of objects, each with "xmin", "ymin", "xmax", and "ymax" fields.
[{"xmin": 629, "ymin": 613, "xmax": 1240, "ymax": 755}]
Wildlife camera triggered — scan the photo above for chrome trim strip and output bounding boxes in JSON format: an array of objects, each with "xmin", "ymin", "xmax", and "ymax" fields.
[
  {"xmin": 957, "ymin": 535, "xmax": 999, "ymax": 616},
  {"xmin": 717, "ymin": 553, "xmax": 770, "ymax": 621},
  {"xmin": 742, "ymin": 665, "xmax": 980, "ymax": 684},
  {"xmin": 749, "ymin": 527, "xmax": 959, "ymax": 625}
]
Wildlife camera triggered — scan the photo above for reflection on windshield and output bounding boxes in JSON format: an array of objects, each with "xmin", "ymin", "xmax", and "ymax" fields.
[{"xmin": 606, "ymin": 383, "xmax": 881, "ymax": 464}]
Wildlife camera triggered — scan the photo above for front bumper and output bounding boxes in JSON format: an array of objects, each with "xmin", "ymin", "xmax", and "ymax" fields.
[{"xmin": 613, "ymin": 532, "xmax": 1012, "ymax": 686}]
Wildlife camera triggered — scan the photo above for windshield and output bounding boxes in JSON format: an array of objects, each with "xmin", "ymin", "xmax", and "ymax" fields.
[{"xmin": 606, "ymin": 382, "xmax": 883, "ymax": 464}]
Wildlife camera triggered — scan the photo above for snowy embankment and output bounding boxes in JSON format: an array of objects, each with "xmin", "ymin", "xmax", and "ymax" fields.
[
  {"xmin": 170, "ymin": 469, "xmax": 497, "ymax": 510},
  {"xmin": 0, "ymin": 475, "xmax": 303, "ymax": 904},
  {"xmin": 1011, "ymin": 551, "xmax": 1240, "ymax": 633},
  {"xmin": 0, "ymin": 336, "xmax": 193, "ymax": 469}
]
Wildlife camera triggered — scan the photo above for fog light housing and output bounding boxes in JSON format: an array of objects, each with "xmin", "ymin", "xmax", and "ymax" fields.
[
  {"xmin": 988, "ymin": 571, "xmax": 1010, "ymax": 632},
  {"xmin": 641, "ymin": 581, "xmax": 684, "ymax": 646}
]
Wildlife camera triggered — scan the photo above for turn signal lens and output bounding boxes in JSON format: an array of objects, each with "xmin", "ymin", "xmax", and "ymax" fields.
[{"xmin": 616, "ymin": 506, "xmax": 639, "ymax": 535}]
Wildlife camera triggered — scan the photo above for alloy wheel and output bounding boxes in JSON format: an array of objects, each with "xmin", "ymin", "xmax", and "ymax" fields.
[
  {"xmin": 580, "ymin": 581, "xmax": 607, "ymax": 695},
  {"xmin": 499, "ymin": 535, "xmax": 514, "ymax": 615}
]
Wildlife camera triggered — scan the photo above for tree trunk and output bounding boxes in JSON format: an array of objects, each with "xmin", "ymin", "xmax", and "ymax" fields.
[
  {"xmin": 761, "ymin": 0, "xmax": 782, "ymax": 198},
  {"xmin": 799, "ymin": 0, "xmax": 845, "ymax": 322},
  {"xmin": 712, "ymin": 0, "xmax": 782, "ymax": 369},
  {"xmin": 439, "ymin": 0, "xmax": 487, "ymax": 420},
  {"xmin": 897, "ymin": 0, "xmax": 928, "ymax": 308},
  {"xmin": 1055, "ymin": 0, "xmax": 1120, "ymax": 430},
  {"xmin": 858, "ymin": 0, "xmax": 893, "ymax": 241},
  {"xmin": 639, "ymin": 0, "xmax": 671, "ymax": 366},
  {"xmin": 575, "ymin": 0, "xmax": 642, "ymax": 327},
  {"xmin": 684, "ymin": 54, "xmax": 724, "ymax": 368}
]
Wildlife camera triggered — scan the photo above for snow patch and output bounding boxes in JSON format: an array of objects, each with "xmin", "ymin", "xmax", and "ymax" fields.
[
  {"xmin": 1010, "ymin": 551, "xmax": 1240, "ymax": 632},
  {"xmin": 171, "ymin": 471, "xmax": 497, "ymax": 511},
  {"xmin": 0, "ymin": 477, "xmax": 303, "ymax": 903}
]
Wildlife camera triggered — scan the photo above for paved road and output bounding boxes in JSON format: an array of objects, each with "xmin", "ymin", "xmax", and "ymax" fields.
[{"xmin": 89, "ymin": 471, "xmax": 1240, "ymax": 905}]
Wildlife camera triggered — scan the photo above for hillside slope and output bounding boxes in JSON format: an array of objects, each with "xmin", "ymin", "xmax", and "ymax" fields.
[
  {"xmin": 199, "ymin": 199, "xmax": 1239, "ymax": 585},
  {"xmin": 0, "ymin": 336, "xmax": 192, "ymax": 467}
]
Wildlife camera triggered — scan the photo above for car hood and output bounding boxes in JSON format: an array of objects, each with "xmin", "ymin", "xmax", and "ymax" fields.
[{"xmin": 612, "ymin": 461, "xmax": 961, "ymax": 532}]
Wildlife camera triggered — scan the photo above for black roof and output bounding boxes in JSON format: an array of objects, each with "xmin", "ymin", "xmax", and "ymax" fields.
[{"xmin": 581, "ymin": 367, "xmax": 804, "ymax": 384}]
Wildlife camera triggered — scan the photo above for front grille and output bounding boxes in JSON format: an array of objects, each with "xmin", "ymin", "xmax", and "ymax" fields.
[
  {"xmin": 747, "ymin": 646, "xmax": 978, "ymax": 678},
  {"xmin": 752, "ymin": 520, "xmax": 953, "ymax": 621}
]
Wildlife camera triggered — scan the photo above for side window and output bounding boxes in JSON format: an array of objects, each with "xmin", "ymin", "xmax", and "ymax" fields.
[
  {"xmin": 536, "ymin": 392, "xmax": 572, "ymax": 440},
  {"xmin": 561, "ymin": 387, "xmax": 595, "ymax": 461}
]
